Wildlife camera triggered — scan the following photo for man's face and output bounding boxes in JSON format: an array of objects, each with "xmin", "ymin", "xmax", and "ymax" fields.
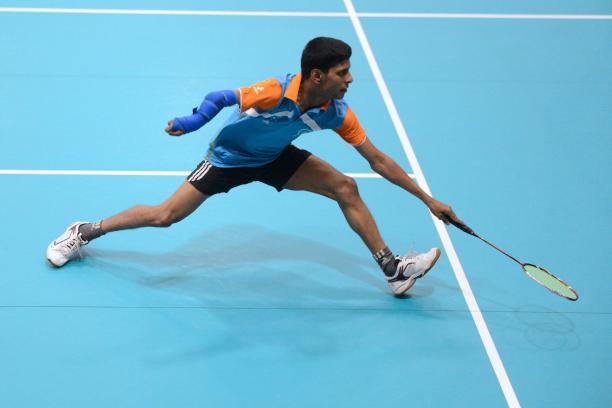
[{"xmin": 319, "ymin": 60, "xmax": 353, "ymax": 99}]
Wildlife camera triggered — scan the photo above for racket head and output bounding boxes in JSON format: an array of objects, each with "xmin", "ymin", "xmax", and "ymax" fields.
[{"xmin": 522, "ymin": 263, "xmax": 579, "ymax": 301}]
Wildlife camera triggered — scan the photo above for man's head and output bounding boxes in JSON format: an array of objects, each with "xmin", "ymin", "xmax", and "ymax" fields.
[{"xmin": 301, "ymin": 37, "xmax": 353, "ymax": 99}]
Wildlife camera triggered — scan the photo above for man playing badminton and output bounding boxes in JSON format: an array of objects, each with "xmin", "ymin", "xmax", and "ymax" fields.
[{"xmin": 47, "ymin": 37, "xmax": 465, "ymax": 296}]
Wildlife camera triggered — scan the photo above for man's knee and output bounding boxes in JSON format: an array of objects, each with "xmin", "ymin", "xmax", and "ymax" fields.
[
  {"xmin": 334, "ymin": 176, "xmax": 359, "ymax": 203},
  {"xmin": 152, "ymin": 206, "xmax": 181, "ymax": 228}
]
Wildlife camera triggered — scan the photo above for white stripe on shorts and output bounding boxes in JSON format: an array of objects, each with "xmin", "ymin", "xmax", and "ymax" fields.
[
  {"xmin": 188, "ymin": 161, "xmax": 210, "ymax": 182},
  {"xmin": 194, "ymin": 162, "xmax": 213, "ymax": 181}
]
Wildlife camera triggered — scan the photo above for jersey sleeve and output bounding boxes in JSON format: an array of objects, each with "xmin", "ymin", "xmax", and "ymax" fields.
[
  {"xmin": 334, "ymin": 106, "xmax": 367, "ymax": 146},
  {"xmin": 238, "ymin": 78, "xmax": 283, "ymax": 112}
]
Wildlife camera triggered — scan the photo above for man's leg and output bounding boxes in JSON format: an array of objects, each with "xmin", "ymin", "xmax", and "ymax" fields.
[
  {"xmin": 283, "ymin": 154, "xmax": 385, "ymax": 253},
  {"xmin": 101, "ymin": 181, "xmax": 208, "ymax": 232},
  {"xmin": 282, "ymin": 153, "xmax": 441, "ymax": 295},
  {"xmin": 47, "ymin": 181, "xmax": 208, "ymax": 267}
]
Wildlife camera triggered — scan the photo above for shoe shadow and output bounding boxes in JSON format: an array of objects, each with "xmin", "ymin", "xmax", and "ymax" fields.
[
  {"xmin": 83, "ymin": 224, "xmax": 395, "ymax": 304},
  {"xmin": 71, "ymin": 225, "xmax": 449, "ymax": 362}
]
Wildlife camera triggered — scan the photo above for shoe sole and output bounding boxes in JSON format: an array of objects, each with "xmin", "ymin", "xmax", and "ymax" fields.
[
  {"xmin": 394, "ymin": 248, "xmax": 441, "ymax": 296},
  {"xmin": 47, "ymin": 258, "xmax": 63, "ymax": 268}
]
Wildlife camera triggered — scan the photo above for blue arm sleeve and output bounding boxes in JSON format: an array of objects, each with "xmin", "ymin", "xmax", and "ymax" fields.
[{"xmin": 171, "ymin": 90, "xmax": 238, "ymax": 133}]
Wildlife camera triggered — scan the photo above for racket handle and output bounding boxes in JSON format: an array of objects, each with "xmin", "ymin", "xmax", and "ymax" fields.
[{"xmin": 446, "ymin": 217, "xmax": 477, "ymax": 236}]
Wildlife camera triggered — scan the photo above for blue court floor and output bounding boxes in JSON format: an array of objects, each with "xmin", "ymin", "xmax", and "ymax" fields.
[{"xmin": 1, "ymin": 1, "xmax": 611, "ymax": 407}]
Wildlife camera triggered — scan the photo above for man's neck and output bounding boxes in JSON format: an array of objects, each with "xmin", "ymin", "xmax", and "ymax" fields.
[{"xmin": 297, "ymin": 81, "xmax": 328, "ymax": 112}]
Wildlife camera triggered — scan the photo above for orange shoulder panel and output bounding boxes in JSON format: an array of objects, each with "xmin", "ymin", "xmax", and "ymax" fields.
[
  {"xmin": 238, "ymin": 78, "xmax": 283, "ymax": 112},
  {"xmin": 334, "ymin": 107, "xmax": 367, "ymax": 146}
]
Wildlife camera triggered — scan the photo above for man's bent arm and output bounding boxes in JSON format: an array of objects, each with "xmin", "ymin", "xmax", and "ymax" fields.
[{"xmin": 168, "ymin": 90, "xmax": 239, "ymax": 135}]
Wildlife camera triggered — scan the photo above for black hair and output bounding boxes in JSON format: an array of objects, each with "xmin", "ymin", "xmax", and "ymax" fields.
[{"xmin": 301, "ymin": 37, "xmax": 352, "ymax": 79}]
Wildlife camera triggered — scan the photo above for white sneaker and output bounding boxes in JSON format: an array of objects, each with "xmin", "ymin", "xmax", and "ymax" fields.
[
  {"xmin": 46, "ymin": 222, "xmax": 89, "ymax": 267},
  {"xmin": 387, "ymin": 248, "xmax": 441, "ymax": 296}
]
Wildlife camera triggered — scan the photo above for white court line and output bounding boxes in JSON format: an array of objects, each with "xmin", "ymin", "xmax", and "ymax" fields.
[
  {"xmin": 0, "ymin": 7, "xmax": 611, "ymax": 20},
  {"xmin": 343, "ymin": 0, "xmax": 521, "ymax": 407},
  {"xmin": 0, "ymin": 170, "xmax": 190, "ymax": 176},
  {"xmin": 358, "ymin": 12, "xmax": 612, "ymax": 20},
  {"xmin": 0, "ymin": 170, "xmax": 394, "ymax": 179},
  {"xmin": 0, "ymin": 7, "xmax": 345, "ymax": 17}
]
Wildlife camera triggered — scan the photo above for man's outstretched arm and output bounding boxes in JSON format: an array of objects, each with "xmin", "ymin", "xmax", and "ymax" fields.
[{"xmin": 355, "ymin": 138, "xmax": 464, "ymax": 225}]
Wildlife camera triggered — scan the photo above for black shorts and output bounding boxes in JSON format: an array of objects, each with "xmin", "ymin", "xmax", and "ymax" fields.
[{"xmin": 187, "ymin": 145, "xmax": 312, "ymax": 196}]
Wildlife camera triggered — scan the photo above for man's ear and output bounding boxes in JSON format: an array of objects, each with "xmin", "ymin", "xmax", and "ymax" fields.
[{"xmin": 311, "ymin": 68, "xmax": 325, "ymax": 85}]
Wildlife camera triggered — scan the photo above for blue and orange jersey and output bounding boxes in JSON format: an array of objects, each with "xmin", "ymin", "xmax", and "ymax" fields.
[{"xmin": 208, "ymin": 73, "xmax": 367, "ymax": 168}]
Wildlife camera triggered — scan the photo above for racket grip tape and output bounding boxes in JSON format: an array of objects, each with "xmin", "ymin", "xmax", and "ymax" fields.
[{"xmin": 446, "ymin": 217, "xmax": 477, "ymax": 236}]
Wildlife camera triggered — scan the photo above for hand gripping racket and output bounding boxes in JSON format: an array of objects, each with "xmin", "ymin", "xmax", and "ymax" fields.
[{"xmin": 446, "ymin": 218, "xmax": 579, "ymax": 301}]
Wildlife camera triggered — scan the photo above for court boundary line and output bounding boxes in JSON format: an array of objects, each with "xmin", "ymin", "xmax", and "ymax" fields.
[
  {"xmin": 1, "ymin": 7, "xmax": 611, "ymax": 20},
  {"xmin": 343, "ymin": 1, "xmax": 521, "ymax": 407},
  {"xmin": 0, "ymin": 170, "xmax": 392, "ymax": 179}
]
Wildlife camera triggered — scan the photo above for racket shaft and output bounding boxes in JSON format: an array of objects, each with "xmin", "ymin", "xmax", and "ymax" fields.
[
  {"xmin": 447, "ymin": 218, "xmax": 523, "ymax": 265},
  {"xmin": 476, "ymin": 235, "xmax": 523, "ymax": 266}
]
